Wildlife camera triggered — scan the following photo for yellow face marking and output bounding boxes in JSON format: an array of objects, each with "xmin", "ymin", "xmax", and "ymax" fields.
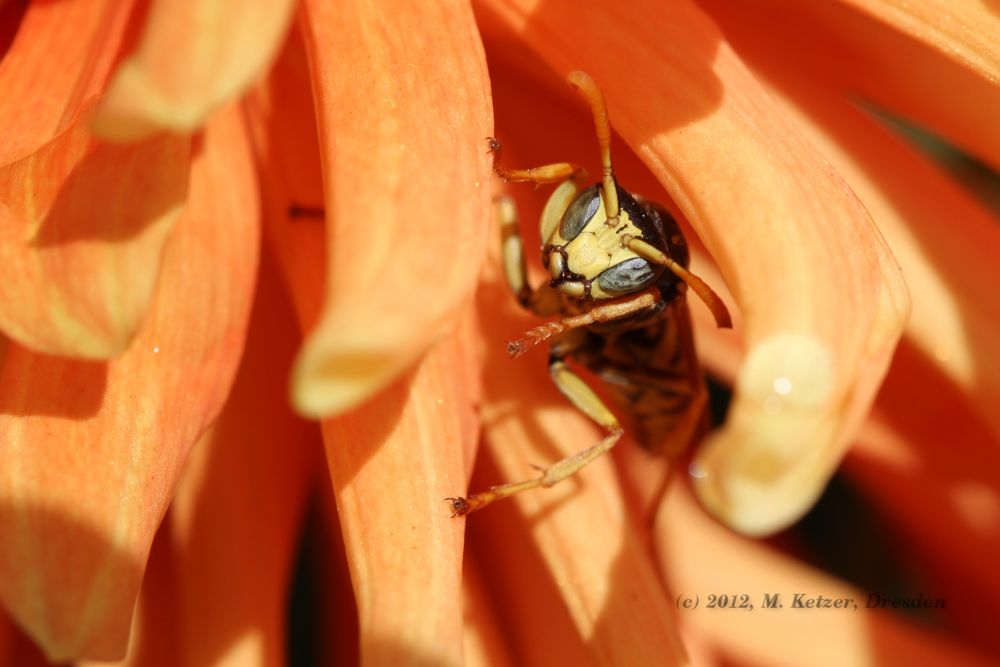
[{"xmin": 562, "ymin": 193, "xmax": 644, "ymax": 281}]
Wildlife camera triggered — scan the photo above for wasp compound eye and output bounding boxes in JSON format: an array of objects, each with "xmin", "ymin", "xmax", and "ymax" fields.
[
  {"xmin": 559, "ymin": 183, "xmax": 602, "ymax": 241},
  {"xmin": 598, "ymin": 257, "xmax": 657, "ymax": 294}
]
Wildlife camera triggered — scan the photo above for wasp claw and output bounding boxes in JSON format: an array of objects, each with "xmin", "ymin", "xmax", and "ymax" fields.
[
  {"xmin": 445, "ymin": 496, "xmax": 471, "ymax": 517},
  {"xmin": 486, "ymin": 136, "xmax": 502, "ymax": 154},
  {"xmin": 506, "ymin": 339, "xmax": 528, "ymax": 358}
]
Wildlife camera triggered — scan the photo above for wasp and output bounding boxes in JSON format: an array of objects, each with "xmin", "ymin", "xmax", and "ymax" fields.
[{"xmin": 447, "ymin": 71, "xmax": 731, "ymax": 517}]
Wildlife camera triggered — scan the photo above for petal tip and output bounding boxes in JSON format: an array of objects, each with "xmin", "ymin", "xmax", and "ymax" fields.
[
  {"xmin": 291, "ymin": 338, "xmax": 398, "ymax": 419},
  {"xmin": 691, "ymin": 333, "xmax": 841, "ymax": 536}
]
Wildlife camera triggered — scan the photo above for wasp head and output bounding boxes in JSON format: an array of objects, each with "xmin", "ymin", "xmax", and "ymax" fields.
[{"xmin": 543, "ymin": 183, "xmax": 688, "ymax": 301}]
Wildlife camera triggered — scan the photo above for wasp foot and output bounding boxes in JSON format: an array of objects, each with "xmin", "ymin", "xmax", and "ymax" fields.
[{"xmin": 445, "ymin": 496, "xmax": 471, "ymax": 517}]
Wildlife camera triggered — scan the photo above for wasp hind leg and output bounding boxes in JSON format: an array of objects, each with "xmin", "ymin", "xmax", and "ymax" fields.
[{"xmin": 447, "ymin": 356, "xmax": 623, "ymax": 517}]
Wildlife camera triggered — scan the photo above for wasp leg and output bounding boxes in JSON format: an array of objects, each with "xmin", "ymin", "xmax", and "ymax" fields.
[
  {"xmin": 447, "ymin": 356, "xmax": 623, "ymax": 517},
  {"xmin": 487, "ymin": 137, "xmax": 587, "ymax": 186},
  {"xmin": 506, "ymin": 288, "xmax": 660, "ymax": 357},
  {"xmin": 496, "ymin": 195, "xmax": 532, "ymax": 308},
  {"xmin": 496, "ymin": 179, "xmax": 581, "ymax": 316},
  {"xmin": 622, "ymin": 234, "xmax": 732, "ymax": 329}
]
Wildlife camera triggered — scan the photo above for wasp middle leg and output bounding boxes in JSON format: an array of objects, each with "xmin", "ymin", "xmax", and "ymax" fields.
[
  {"xmin": 446, "ymin": 353, "xmax": 624, "ymax": 517},
  {"xmin": 495, "ymin": 181, "xmax": 582, "ymax": 315}
]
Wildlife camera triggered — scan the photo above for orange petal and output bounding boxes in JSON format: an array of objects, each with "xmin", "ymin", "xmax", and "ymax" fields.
[
  {"xmin": 463, "ymin": 457, "xmax": 598, "ymax": 666},
  {"xmin": 658, "ymin": 483, "xmax": 998, "ymax": 667},
  {"xmin": 0, "ymin": 104, "xmax": 259, "ymax": 662},
  {"xmin": 833, "ymin": 0, "xmax": 1000, "ymax": 99},
  {"xmin": 700, "ymin": 0, "xmax": 1000, "ymax": 171},
  {"xmin": 292, "ymin": 0, "xmax": 494, "ymax": 417},
  {"xmin": 479, "ymin": 0, "xmax": 910, "ymax": 536},
  {"xmin": 164, "ymin": 256, "xmax": 321, "ymax": 667},
  {"xmin": 92, "ymin": 0, "xmax": 295, "ymax": 141},
  {"xmin": 695, "ymin": 1, "xmax": 1000, "ymax": 442},
  {"xmin": 249, "ymin": 43, "xmax": 474, "ymax": 662},
  {"xmin": 461, "ymin": 557, "xmax": 516, "ymax": 667},
  {"xmin": 470, "ymin": 257, "xmax": 687, "ymax": 664},
  {"xmin": 0, "ymin": 0, "xmax": 135, "ymax": 164},
  {"xmin": 321, "ymin": 319, "xmax": 479, "ymax": 666},
  {"xmin": 847, "ymin": 339, "xmax": 1000, "ymax": 654},
  {"xmin": 0, "ymin": 0, "xmax": 189, "ymax": 358},
  {"xmin": 76, "ymin": 523, "xmax": 182, "ymax": 667},
  {"xmin": 0, "ymin": 105, "xmax": 190, "ymax": 358},
  {"xmin": 243, "ymin": 22, "xmax": 327, "ymax": 333}
]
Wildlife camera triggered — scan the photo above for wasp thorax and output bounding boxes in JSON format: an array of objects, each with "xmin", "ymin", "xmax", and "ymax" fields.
[{"xmin": 544, "ymin": 183, "xmax": 666, "ymax": 300}]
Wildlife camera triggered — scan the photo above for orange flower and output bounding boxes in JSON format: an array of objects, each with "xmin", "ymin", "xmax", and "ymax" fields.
[{"xmin": 1, "ymin": 0, "xmax": 998, "ymax": 665}]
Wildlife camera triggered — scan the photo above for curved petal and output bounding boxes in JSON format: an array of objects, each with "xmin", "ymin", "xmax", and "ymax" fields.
[
  {"xmin": 694, "ymin": 2, "xmax": 1000, "ymax": 442},
  {"xmin": 165, "ymin": 257, "xmax": 320, "ymax": 667},
  {"xmin": 700, "ymin": 0, "xmax": 1000, "ymax": 172},
  {"xmin": 775, "ymin": 86, "xmax": 1000, "ymax": 442},
  {"xmin": 248, "ymin": 38, "xmax": 481, "ymax": 664},
  {"xmin": 461, "ymin": 558, "xmax": 517, "ymax": 667},
  {"xmin": 0, "ymin": 0, "xmax": 135, "ymax": 164},
  {"xmin": 0, "ymin": 105, "xmax": 189, "ymax": 358},
  {"xmin": 321, "ymin": 319, "xmax": 479, "ymax": 667},
  {"xmin": 76, "ymin": 525, "xmax": 182, "ymax": 667},
  {"xmin": 658, "ymin": 483, "xmax": 998, "ymax": 667},
  {"xmin": 92, "ymin": 0, "xmax": 295, "ymax": 141},
  {"xmin": 472, "ymin": 266, "xmax": 687, "ymax": 665},
  {"xmin": 292, "ymin": 0, "xmax": 494, "ymax": 418},
  {"xmin": 478, "ymin": 0, "xmax": 909, "ymax": 535},
  {"xmin": 834, "ymin": 0, "xmax": 1000, "ymax": 91},
  {"xmin": 848, "ymin": 344, "xmax": 1000, "ymax": 653},
  {"xmin": 0, "ymin": 0, "xmax": 188, "ymax": 358},
  {"xmin": 0, "ymin": 104, "xmax": 259, "ymax": 662}
]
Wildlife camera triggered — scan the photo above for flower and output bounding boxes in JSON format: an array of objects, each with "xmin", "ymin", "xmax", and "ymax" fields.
[{"xmin": 1, "ymin": 0, "xmax": 999, "ymax": 665}]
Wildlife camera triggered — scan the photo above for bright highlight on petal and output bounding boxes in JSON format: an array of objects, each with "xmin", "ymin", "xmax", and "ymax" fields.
[
  {"xmin": 93, "ymin": 0, "xmax": 295, "ymax": 141},
  {"xmin": 0, "ymin": 105, "xmax": 259, "ymax": 662},
  {"xmin": 292, "ymin": 0, "xmax": 494, "ymax": 418}
]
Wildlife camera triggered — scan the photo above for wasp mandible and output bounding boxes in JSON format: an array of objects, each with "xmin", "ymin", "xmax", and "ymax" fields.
[{"xmin": 447, "ymin": 71, "xmax": 732, "ymax": 517}]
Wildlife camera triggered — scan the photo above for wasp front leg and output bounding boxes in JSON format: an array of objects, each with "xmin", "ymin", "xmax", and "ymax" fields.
[
  {"xmin": 506, "ymin": 288, "xmax": 661, "ymax": 357},
  {"xmin": 446, "ymin": 354, "xmax": 623, "ymax": 517},
  {"xmin": 487, "ymin": 137, "xmax": 587, "ymax": 187}
]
